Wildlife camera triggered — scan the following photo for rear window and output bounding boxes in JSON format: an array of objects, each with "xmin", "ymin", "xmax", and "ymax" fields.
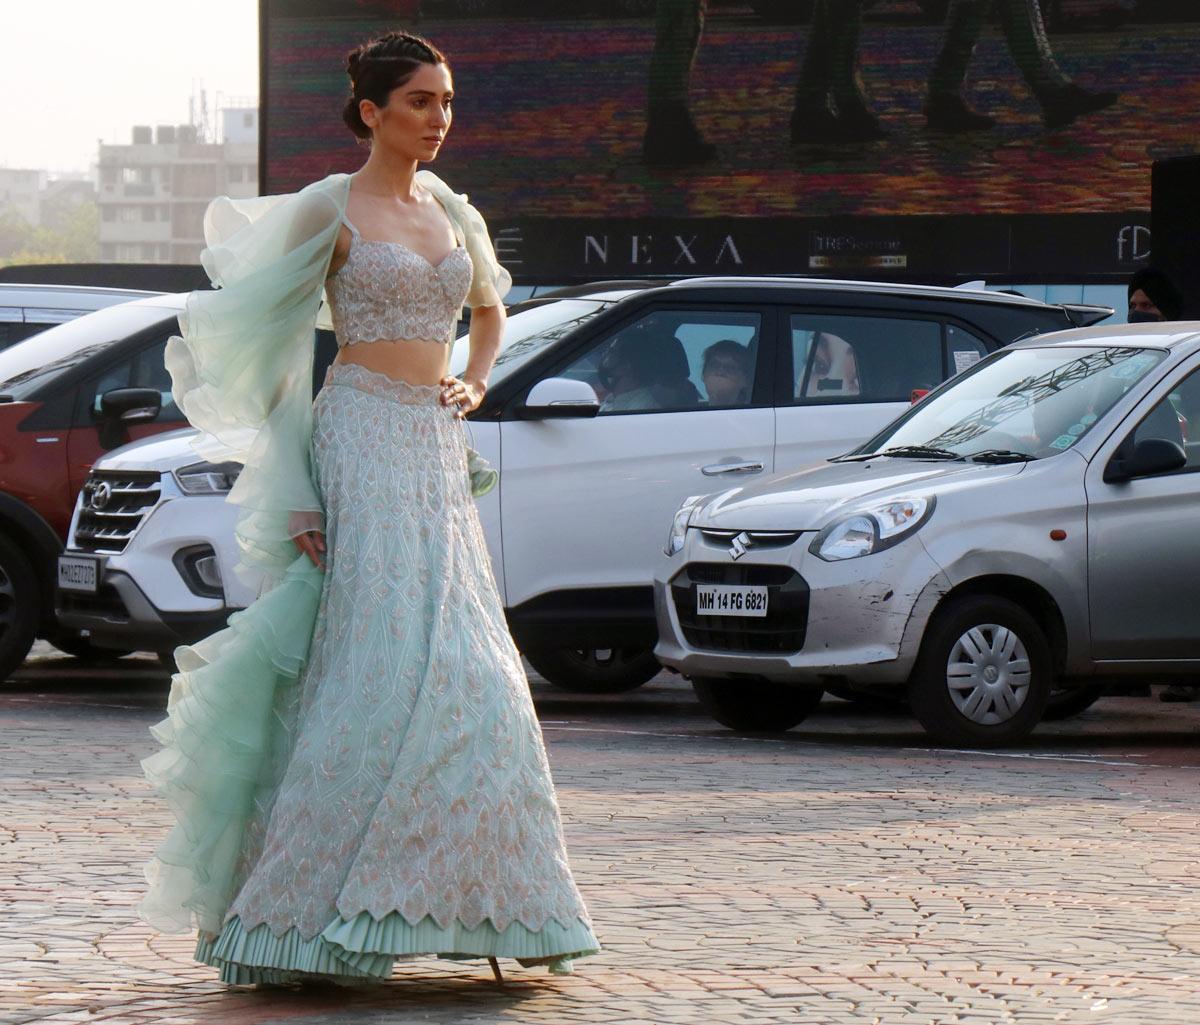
[{"xmin": 0, "ymin": 304, "xmax": 176, "ymax": 400}]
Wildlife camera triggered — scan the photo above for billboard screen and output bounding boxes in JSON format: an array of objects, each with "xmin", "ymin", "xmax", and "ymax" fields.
[{"xmin": 262, "ymin": 1, "xmax": 1199, "ymax": 283}]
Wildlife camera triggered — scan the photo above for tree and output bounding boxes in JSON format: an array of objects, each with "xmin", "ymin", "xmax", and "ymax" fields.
[{"xmin": 0, "ymin": 201, "xmax": 98, "ymax": 268}]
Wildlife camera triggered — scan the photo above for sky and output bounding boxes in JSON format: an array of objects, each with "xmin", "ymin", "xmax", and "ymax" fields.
[{"xmin": 0, "ymin": 0, "xmax": 259, "ymax": 176}]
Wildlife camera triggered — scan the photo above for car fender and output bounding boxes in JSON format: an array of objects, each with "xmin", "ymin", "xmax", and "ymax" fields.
[
  {"xmin": 924, "ymin": 548, "xmax": 1089, "ymax": 675},
  {"xmin": 0, "ymin": 491, "xmax": 64, "ymax": 630}
]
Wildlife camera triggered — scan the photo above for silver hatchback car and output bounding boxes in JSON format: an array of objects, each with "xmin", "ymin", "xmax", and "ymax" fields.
[{"xmin": 655, "ymin": 322, "xmax": 1200, "ymax": 747}]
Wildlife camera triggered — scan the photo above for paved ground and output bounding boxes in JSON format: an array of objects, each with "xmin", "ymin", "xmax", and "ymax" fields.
[{"xmin": 3, "ymin": 645, "xmax": 1200, "ymax": 1024}]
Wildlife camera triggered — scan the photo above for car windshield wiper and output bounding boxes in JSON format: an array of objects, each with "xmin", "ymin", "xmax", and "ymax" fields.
[
  {"xmin": 831, "ymin": 444, "xmax": 961, "ymax": 462},
  {"xmin": 877, "ymin": 445, "xmax": 961, "ymax": 460},
  {"xmin": 966, "ymin": 449, "xmax": 1037, "ymax": 463}
]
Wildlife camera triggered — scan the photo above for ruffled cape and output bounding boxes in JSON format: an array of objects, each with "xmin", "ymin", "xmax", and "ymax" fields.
[{"xmin": 140, "ymin": 171, "xmax": 509, "ymax": 937}]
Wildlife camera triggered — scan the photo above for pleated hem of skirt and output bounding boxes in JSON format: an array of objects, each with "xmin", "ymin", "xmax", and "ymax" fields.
[{"xmin": 196, "ymin": 912, "xmax": 600, "ymax": 984}]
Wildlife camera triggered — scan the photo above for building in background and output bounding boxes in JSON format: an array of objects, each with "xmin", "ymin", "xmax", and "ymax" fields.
[
  {"xmin": 39, "ymin": 176, "xmax": 97, "ymax": 231},
  {"xmin": 0, "ymin": 169, "xmax": 48, "ymax": 226},
  {"xmin": 97, "ymin": 104, "xmax": 257, "ymax": 265}
]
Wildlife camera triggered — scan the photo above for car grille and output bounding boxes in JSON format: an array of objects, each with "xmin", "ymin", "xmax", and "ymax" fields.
[
  {"xmin": 671, "ymin": 562, "xmax": 809, "ymax": 654},
  {"xmin": 74, "ymin": 470, "xmax": 162, "ymax": 553}
]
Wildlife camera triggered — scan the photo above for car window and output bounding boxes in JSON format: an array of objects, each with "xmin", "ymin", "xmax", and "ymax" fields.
[
  {"xmin": 448, "ymin": 299, "xmax": 611, "ymax": 385},
  {"xmin": 78, "ymin": 335, "xmax": 182, "ymax": 425},
  {"xmin": 558, "ymin": 310, "xmax": 761, "ymax": 415},
  {"xmin": 946, "ymin": 323, "xmax": 990, "ymax": 378},
  {"xmin": 791, "ymin": 314, "xmax": 942, "ymax": 404},
  {"xmin": 0, "ymin": 321, "xmax": 52, "ymax": 350},
  {"xmin": 860, "ymin": 346, "xmax": 1166, "ymax": 460},
  {"xmin": 0, "ymin": 304, "xmax": 173, "ymax": 400},
  {"xmin": 1129, "ymin": 365, "xmax": 1200, "ymax": 474}
]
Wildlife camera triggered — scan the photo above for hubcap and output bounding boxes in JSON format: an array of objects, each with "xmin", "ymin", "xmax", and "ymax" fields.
[{"xmin": 945, "ymin": 623, "xmax": 1032, "ymax": 725}]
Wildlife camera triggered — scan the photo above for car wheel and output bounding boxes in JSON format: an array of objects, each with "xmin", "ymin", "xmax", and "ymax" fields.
[
  {"xmin": 909, "ymin": 595, "xmax": 1052, "ymax": 747},
  {"xmin": 1042, "ymin": 682, "xmax": 1105, "ymax": 721},
  {"xmin": 692, "ymin": 676, "xmax": 824, "ymax": 732},
  {"xmin": 524, "ymin": 645, "xmax": 661, "ymax": 693},
  {"xmin": 0, "ymin": 534, "xmax": 40, "ymax": 682}
]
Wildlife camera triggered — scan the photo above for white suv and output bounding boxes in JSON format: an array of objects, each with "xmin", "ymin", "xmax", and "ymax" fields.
[{"xmin": 56, "ymin": 278, "xmax": 1109, "ymax": 688}]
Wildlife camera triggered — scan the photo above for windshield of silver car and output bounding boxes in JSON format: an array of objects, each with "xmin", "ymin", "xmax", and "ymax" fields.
[{"xmin": 854, "ymin": 346, "xmax": 1167, "ymax": 462}]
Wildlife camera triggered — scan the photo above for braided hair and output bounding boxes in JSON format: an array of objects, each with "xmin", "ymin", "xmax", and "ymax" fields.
[{"xmin": 342, "ymin": 32, "xmax": 449, "ymax": 141}]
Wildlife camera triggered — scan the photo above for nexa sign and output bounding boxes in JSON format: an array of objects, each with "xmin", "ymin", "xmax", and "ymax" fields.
[{"xmin": 582, "ymin": 233, "xmax": 745, "ymax": 269}]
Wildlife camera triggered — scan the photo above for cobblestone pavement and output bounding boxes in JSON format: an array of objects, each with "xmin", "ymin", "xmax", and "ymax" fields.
[{"xmin": 3, "ymin": 648, "xmax": 1200, "ymax": 1024}]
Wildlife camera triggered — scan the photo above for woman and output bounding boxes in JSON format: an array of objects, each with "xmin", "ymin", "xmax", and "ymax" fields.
[{"xmin": 138, "ymin": 32, "xmax": 599, "ymax": 985}]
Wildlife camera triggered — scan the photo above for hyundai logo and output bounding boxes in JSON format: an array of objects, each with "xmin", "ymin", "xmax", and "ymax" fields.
[
  {"xmin": 729, "ymin": 532, "xmax": 753, "ymax": 561},
  {"xmin": 89, "ymin": 482, "xmax": 113, "ymax": 511}
]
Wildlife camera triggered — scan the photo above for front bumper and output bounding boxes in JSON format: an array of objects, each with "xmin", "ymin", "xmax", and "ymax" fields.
[
  {"xmin": 654, "ymin": 528, "xmax": 949, "ymax": 686},
  {"xmin": 57, "ymin": 475, "xmax": 254, "ymax": 653},
  {"xmin": 56, "ymin": 568, "xmax": 232, "ymax": 652}
]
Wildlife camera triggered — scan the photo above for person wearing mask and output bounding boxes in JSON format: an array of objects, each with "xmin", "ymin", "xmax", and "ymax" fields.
[{"xmin": 1128, "ymin": 267, "xmax": 1184, "ymax": 324}]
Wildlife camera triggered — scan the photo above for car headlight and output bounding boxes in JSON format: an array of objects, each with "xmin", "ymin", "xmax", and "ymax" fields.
[
  {"xmin": 665, "ymin": 495, "xmax": 705, "ymax": 556},
  {"xmin": 810, "ymin": 497, "xmax": 934, "ymax": 562},
  {"xmin": 175, "ymin": 460, "xmax": 242, "ymax": 496}
]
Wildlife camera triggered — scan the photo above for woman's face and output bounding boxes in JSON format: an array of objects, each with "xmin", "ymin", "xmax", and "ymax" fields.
[{"xmin": 361, "ymin": 61, "xmax": 454, "ymax": 163}]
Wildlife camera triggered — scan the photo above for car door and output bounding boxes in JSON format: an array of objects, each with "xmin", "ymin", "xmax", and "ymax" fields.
[
  {"xmin": 1086, "ymin": 356, "xmax": 1200, "ymax": 662},
  {"xmin": 498, "ymin": 304, "xmax": 776, "ymax": 618},
  {"xmin": 774, "ymin": 310, "xmax": 953, "ymax": 472},
  {"xmin": 65, "ymin": 333, "xmax": 187, "ymax": 500}
]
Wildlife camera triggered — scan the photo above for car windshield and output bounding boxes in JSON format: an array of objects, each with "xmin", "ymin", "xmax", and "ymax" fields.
[
  {"xmin": 0, "ymin": 303, "xmax": 175, "ymax": 400},
  {"xmin": 449, "ymin": 299, "xmax": 610, "ymax": 384},
  {"xmin": 854, "ymin": 345, "xmax": 1167, "ymax": 461}
]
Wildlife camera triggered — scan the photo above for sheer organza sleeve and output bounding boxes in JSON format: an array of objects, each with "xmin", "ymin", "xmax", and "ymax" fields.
[
  {"xmin": 141, "ymin": 177, "xmax": 349, "ymax": 937},
  {"xmin": 164, "ymin": 177, "xmax": 348, "ymax": 591},
  {"xmin": 417, "ymin": 170, "xmax": 511, "ymax": 310}
]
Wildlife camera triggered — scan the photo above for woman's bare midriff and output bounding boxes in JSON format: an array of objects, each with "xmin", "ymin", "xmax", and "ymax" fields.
[{"xmin": 334, "ymin": 338, "xmax": 451, "ymax": 386}]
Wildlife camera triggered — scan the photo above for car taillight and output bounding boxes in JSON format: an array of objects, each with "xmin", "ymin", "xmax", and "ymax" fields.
[{"xmin": 910, "ymin": 388, "xmax": 930, "ymax": 405}]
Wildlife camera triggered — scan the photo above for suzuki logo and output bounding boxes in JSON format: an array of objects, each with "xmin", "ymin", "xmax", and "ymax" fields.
[
  {"xmin": 729, "ymin": 532, "xmax": 753, "ymax": 561},
  {"xmin": 89, "ymin": 482, "xmax": 113, "ymax": 510}
]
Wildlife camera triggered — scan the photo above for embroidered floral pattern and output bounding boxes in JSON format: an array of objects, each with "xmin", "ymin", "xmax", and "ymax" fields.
[
  {"xmin": 226, "ymin": 365, "xmax": 591, "ymax": 940},
  {"xmin": 326, "ymin": 227, "xmax": 473, "ymax": 346}
]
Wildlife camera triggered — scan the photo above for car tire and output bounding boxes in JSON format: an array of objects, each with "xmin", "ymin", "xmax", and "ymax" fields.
[
  {"xmin": 1041, "ymin": 682, "xmax": 1105, "ymax": 721},
  {"xmin": 0, "ymin": 533, "xmax": 40, "ymax": 682},
  {"xmin": 524, "ymin": 645, "xmax": 661, "ymax": 693},
  {"xmin": 909, "ymin": 595, "xmax": 1052, "ymax": 747},
  {"xmin": 692, "ymin": 676, "xmax": 824, "ymax": 732}
]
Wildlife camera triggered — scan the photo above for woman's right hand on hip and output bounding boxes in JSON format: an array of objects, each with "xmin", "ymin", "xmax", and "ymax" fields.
[{"xmin": 293, "ymin": 529, "xmax": 326, "ymax": 570}]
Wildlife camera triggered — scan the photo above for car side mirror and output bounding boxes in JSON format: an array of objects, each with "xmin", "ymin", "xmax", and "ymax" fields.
[
  {"xmin": 100, "ymin": 387, "xmax": 162, "ymax": 425},
  {"xmin": 1103, "ymin": 437, "xmax": 1187, "ymax": 483},
  {"xmin": 521, "ymin": 377, "xmax": 601, "ymax": 420}
]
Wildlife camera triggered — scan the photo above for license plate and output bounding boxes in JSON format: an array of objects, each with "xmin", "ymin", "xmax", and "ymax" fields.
[
  {"xmin": 695, "ymin": 584, "xmax": 769, "ymax": 618},
  {"xmin": 58, "ymin": 554, "xmax": 101, "ymax": 594}
]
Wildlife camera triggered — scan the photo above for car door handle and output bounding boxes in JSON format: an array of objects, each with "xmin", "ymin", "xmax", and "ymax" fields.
[{"xmin": 702, "ymin": 461, "xmax": 764, "ymax": 476}]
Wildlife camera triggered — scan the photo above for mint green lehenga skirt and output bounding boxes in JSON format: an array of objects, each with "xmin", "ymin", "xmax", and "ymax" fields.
[{"xmin": 141, "ymin": 363, "xmax": 598, "ymax": 983}]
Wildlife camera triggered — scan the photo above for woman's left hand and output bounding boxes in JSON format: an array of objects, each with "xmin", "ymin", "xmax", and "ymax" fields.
[{"xmin": 440, "ymin": 375, "xmax": 486, "ymax": 419}]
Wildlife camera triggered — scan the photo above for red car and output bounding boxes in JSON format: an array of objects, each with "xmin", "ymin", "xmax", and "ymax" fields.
[{"xmin": 0, "ymin": 294, "xmax": 189, "ymax": 676}]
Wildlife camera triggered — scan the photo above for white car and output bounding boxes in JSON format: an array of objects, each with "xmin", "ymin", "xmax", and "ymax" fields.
[
  {"xmin": 0, "ymin": 282, "xmax": 159, "ymax": 350},
  {"xmin": 56, "ymin": 278, "xmax": 1109, "ymax": 688}
]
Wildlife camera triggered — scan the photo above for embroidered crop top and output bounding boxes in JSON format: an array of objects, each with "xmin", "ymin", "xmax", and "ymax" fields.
[{"xmin": 326, "ymin": 217, "xmax": 474, "ymax": 346}]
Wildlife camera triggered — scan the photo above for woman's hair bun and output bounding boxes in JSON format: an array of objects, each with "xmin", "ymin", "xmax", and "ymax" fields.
[{"xmin": 341, "ymin": 31, "xmax": 448, "ymax": 143}]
